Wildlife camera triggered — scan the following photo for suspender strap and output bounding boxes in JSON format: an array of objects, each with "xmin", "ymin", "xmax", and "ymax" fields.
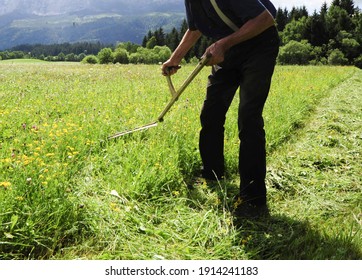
[{"xmin": 210, "ymin": 0, "xmax": 239, "ymax": 32}]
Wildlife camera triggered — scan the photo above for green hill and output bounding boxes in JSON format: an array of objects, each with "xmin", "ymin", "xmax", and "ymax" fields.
[{"xmin": 0, "ymin": 12, "xmax": 184, "ymax": 50}]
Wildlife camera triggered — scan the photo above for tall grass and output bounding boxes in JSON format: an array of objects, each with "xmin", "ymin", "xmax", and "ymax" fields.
[{"xmin": 0, "ymin": 62, "xmax": 359, "ymax": 259}]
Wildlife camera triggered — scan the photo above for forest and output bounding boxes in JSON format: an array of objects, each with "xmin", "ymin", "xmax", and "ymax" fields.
[{"xmin": 1, "ymin": 0, "xmax": 361, "ymax": 67}]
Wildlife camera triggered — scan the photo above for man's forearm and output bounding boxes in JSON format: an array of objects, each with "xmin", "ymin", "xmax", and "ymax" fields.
[
  {"xmin": 169, "ymin": 29, "xmax": 202, "ymax": 64},
  {"xmin": 218, "ymin": 10, "xmax": 275, "ymax": 52}
]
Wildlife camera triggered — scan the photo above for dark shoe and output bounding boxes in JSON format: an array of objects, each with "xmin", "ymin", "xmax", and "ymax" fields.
[
  {"xmin": 233, "ymin": 196, "xmax": 270, "ymax": 220},
  {"xmin": 201, "ymin": 169, "xmax": 224, "ymax": 181},
  {"xmin": 239, "ymin": 180, "xmax": 267, "ymax": 206},
  {"xmin": 201, "ymin": 171, "xmax": 224, "ymax": 181}
]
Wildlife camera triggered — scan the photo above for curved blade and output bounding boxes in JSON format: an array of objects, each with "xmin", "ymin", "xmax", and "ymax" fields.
[{"xmin": 107, "ymin": 122, "xmax": 158, "ymax": 140}]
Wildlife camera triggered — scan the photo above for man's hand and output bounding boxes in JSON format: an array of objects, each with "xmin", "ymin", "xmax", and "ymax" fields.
[
  {"xmin": 204, "ymin": 41, "xmax": 227, "ymax": 65},
  {"xmin": 161, "ymin": 59, "xmax": 181, "ymax": 76}
]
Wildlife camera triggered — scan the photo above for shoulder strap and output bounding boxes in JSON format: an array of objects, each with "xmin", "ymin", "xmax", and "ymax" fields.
[{"xmin": 210, "ymin": 0, "xmax": 239, "ymax": 32}]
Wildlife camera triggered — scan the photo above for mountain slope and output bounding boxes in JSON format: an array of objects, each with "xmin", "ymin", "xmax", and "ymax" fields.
[
  {"xmin": 0, "ymin": 0, "xmax": 185, "ymax": 50},
  {"xmin": 0, "ymin": 0, "xmax": 184, "ymax": 16}
]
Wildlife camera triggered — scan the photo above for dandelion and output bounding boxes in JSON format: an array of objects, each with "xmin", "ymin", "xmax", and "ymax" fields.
[
  {"xmin": 172, "ymin": 190, "xmax": 180, "ymax": 197},
  {"xmin": 0, "ymin": 181, "xmax": 11, "ymax": 188},
  {"xmin": 110, "ymin": 203, "xmax": 121, "ymax": 212}
]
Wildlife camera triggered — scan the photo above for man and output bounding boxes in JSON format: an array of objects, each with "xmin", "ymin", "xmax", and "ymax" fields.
[{"xmin": 162, "ymin": 0, "xmax": 279, "ymax": 217}]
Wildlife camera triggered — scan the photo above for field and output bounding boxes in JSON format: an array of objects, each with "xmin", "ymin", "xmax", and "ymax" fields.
[{"xmin": 0, "ymin": 61, "xmax": 361, "ymax": 260}]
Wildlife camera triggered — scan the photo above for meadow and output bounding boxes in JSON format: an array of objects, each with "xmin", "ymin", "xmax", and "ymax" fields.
[{"xmin": 0, "ymin": 60, "xmax": 361, "ymax": 259}]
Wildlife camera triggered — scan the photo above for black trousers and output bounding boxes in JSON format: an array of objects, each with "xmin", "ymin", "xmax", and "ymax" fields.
[{"xmin": 199, "ymin": 27, "xmax": 279, "ymax": 205}]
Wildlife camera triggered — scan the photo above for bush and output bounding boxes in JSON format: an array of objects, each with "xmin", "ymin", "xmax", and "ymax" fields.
[
  {"xmin": 128, "ymin": 46, "xmax": 172, "ymax": 64},
  {"xmin": 113, "ymin": 48, "xmax": 129, "ymax": 64},
  {"xmin": 153, "ymin": 46, "xmax": 172, "ymax": 63},
  {"xmin": 328, "ymin": 49, "xmax": 348, "ymax": 65},
  {"xmin": 341, "ymin": 38, "xmax": 360, "ymax": 61},
  {"xmin": 65, "ymin": 53, "xmax": 77, "ymax": 62},
  {"xmin": 82, "ymin": 55, "xmax": 99, "ymax": 64},
  {"xmin": 278, "ymin": 40, "xmax": 313, "ymax": 65},
  {"xmin": 354, "ymin": 56, "xmax": 362, "ymax": 69},
  {"xmin": 57, "ymin": 52, "xmax": 65, "ymax": 61},
  {"xmin": 129, "ymin": 52, "xmax": 146, "ymax": 64},
  {"xmin": 98, "ymin": 48, "xmax": 114, "ymax": 64},
  {"xmin": 78, "ymin": 53, "xmax": 86, "ymax": 61}
]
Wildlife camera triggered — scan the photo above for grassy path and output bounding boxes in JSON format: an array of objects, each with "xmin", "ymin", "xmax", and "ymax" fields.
[{"xmin": 259, "ymin": 69, "xmax": 362, "ymax": 259}]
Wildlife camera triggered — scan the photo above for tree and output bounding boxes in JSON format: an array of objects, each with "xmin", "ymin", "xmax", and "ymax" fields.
[
  {"xmin": 308, "ymin": 12, "xmax": 329, "ymax": 46},
  {"xmin": 340, "ymin": 0, "xmax": 356, "ymax": 16},
  {"xmin": 154, "ymin": 28, "xmax": 166, "ymax": 46},
  {"xmin": 332, "ymin": 0, "xmax": 341, "ymax": 7},
  {"xmin": 326, "ymin": 5, "xmax": 354, "ymax": 38},
  {"xmin": 353, "ymin": 11, "xmax": 362, "ymax": 46},
  {"xmin": 289, "ymin": 6, "xmax": 309, "ymax": 21},
  {"xmin": 166, "ymin": 27, "xmax": 180, "ymax": 51},
  {"xmin": 278, "ymin": 40, "xmax": 314, "ymax": 65},
  {"xmin": 281, "ymin": 17, "xmax": 309, "ymax": 44},
  {"xmin": 65, "ymin": 53, "xmax": 76, "ymax": 62},
  {"xmin": 57, "ymin": 52, "xmax": 65, "ymax": 61},
  {"xmin": 117, "ymin": 42, "xmax": 139, "ymax": 54},
  {"xmin": 275, "ymin": 8, "xmax": 289, "ymax": 31},
  {"xmin": 341, "ymin": 37, "xmax": 360, "ymax": 60},
  {"xmin": 146, "ymin": 36, "xmax": 157, "ymax": 49},
  {"xmin": 320, "ymin": 2, "xmax": 328, "ymax": 16},
  {"xmin": 354, "ymin": 55, "xmax": 362, "ymax": 68},
  {"xmin": 98, "ymin": 48, "xmax": 114, "ymax": 64},
  {"xmin": 113, "ymin": 48, "xmax": 129, "ymax": 64},
  {"xmin": 153, "ymin": 46, "xmax": 172, "ymax": 63},
  {"xmin": 328, "ymin": 49, "xmax": 348, "ymax": 64},
  {"xmin": 77, "ymin": 53, "xmax": 87, "ymax": 61}
]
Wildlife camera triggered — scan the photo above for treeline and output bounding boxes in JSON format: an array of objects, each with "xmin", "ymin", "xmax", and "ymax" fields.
[
  {"xmin": 0, "ymin": 42, "xmax": 109, "ymax": 62},
  {"xmin": 276, "ymin": 0, "xmax": 362, "ymax": 67},
  {"xmin": 1, "ymin": 0, "xmax": 361, "ymax": 68},
  {"xmin": 140, "ymin": 0, "xmax": 362, "ymax": 67}
]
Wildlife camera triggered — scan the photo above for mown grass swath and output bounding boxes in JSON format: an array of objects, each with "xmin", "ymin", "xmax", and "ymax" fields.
[{"xmin": 0, "ymin": 61, "xmax": 360, "ymax": 259}]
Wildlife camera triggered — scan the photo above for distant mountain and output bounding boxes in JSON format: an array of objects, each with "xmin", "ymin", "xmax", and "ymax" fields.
[{"xmin": 0, "ymin": 0, "xmax": 185, "ymax": 50}]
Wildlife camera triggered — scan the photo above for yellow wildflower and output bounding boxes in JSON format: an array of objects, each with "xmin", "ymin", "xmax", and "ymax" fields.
[{"xmin": 0, "ymin": 181, "xmax": 11, "ymax": 188}]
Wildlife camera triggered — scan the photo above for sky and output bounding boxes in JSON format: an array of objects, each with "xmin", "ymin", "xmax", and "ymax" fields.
[{"xmin": 271, "ymin": 0, "xmax": 362, "ymax": 13}]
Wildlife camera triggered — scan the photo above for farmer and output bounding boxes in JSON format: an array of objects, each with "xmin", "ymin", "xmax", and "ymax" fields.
[{"xmin": 162, "ymin": 0, "xmax": 279, "ymax": 217}]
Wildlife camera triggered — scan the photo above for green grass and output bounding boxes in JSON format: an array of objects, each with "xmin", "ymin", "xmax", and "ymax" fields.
[
  {"xmin": 0, "ymin": 59, "xmax": 48, "ymax": 64},
  {"xmin": 0, "ymin": 62, "xmax": 360, "ymax": 259}
]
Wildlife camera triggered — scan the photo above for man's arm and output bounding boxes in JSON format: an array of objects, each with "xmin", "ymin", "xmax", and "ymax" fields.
[
  {"xmin": 162, "ymin": 29, "xmax": 202, "ymax": 75},
  {"xmin": 206, "ymin": 10, "xmax": 276, "ymax": 65}
]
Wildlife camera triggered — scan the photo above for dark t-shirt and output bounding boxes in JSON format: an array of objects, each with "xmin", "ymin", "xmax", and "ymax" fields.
[{"xmin": 185, "ymin": 0, "xmax": 276, "ymax": 39}]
